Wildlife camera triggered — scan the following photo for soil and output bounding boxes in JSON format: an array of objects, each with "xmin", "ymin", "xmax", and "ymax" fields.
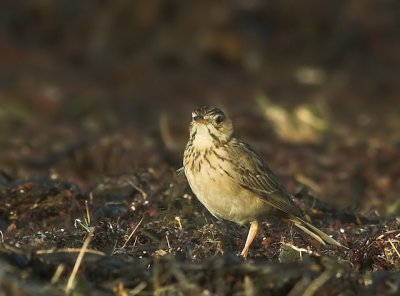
[{"xmin": 1, "ymin": 1, "xmax": 400, "ymax": 295}]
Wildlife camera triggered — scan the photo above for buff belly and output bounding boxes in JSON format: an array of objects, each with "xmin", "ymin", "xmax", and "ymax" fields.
[{"xmin": 184, "ymin": 161, "xmax": 271, "ymax": 225}]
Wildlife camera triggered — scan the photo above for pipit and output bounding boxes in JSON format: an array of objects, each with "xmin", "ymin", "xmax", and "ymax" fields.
[{"xmin": 183, "ymin": 106, "xmax": 342, "ymax": 257}]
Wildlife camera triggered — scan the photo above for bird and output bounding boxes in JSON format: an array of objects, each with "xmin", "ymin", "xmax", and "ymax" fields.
[{"xmin": 183, "ymin": 106, "xmax": 342, "ymax": 257}]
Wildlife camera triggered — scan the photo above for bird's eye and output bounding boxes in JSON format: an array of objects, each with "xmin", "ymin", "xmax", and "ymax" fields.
[{"xmin": 215, "ymin": 114, "xmax": 225, "ymax": 125}]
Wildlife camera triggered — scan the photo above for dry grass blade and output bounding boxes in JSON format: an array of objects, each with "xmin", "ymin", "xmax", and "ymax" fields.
[
  {"xmin": 160, "ymin": 113, "xmax": 176, "ymax": 150},
  {"xmin": 65, "ymin": 233, "xmax": 93, "ymax": 294},
  {"xmin": 256, "ymin": 94, "xmax": 329, "ymax": 144},
  {"xmin": 51, "ymin": 264, "xmax": 65, "ymax": 284},
  {"xmin": 36, "ymin": 248, "xmax": 105, "ymax": 256},
  {"xmin": 302, "ymin": 271, "xmax": 332, "ymax": 296},
  {"xmin": 113, "ymin": 216, "xmax": 144, "ymax": 254},
  {"xmin": 130, "ymin": 282, "xmax": 147, "ymax": 295},
  {"xmin": 128, "ymin": 181, "xmax": 148, "ymax": 200},
  {"xmin": 295, "ymin": 174, "xmax": 322, "ymax": 194},
  {"xmin": 388, "ymin": 239, "xmax": 400, "ymax": 259}
]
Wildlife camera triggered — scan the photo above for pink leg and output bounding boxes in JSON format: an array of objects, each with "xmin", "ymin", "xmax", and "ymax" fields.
[{"xmin": 240, "ymin": 220, "xmax": 259, "ymax": 258}]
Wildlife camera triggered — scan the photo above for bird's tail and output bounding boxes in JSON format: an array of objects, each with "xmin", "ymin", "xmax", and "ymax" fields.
[{"xmin": 290, "ymin": 217, "xmax": 343, "ymax": 247}]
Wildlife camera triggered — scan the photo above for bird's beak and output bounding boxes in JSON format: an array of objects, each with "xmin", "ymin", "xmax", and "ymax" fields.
[{"xmin": 193, "ymin": 115, "xmax": 206, "ymax": 124}]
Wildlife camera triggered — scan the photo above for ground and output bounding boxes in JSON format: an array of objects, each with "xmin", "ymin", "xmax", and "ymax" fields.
[{"xmin": 0, "ymin": 1, "xmax": 400, "ymax": 295}]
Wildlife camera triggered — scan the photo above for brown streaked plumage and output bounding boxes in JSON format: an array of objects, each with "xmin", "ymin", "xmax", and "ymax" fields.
[{"xmin": 183, "ymin": 106, "xmax": 342, "ymax": 257}]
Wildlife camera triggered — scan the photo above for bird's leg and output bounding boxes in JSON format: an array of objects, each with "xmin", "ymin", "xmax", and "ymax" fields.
[{"xmin": 240, "ymin": 220, "xmax": 259, "ymax": 258}]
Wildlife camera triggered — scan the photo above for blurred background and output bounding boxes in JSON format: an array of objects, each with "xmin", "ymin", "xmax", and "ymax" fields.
[{"xmin": 1, "ymin": 0, "xmax": 399, "ymax": 213}]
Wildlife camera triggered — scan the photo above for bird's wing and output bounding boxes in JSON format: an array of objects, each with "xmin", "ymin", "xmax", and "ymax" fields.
[{"xmin": 229, "ymin": 140, "xmax": 303, "ymax": 218}]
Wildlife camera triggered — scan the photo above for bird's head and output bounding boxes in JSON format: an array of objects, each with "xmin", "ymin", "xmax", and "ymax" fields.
[{"xmin": 189, "ymin": 106, "xmax": 233, "ymax": 147}]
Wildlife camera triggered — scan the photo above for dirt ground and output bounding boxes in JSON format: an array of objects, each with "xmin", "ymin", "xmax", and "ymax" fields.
[{"xmin": 1, "ymin": 1, "xmax": 400, "ymax": 295}]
